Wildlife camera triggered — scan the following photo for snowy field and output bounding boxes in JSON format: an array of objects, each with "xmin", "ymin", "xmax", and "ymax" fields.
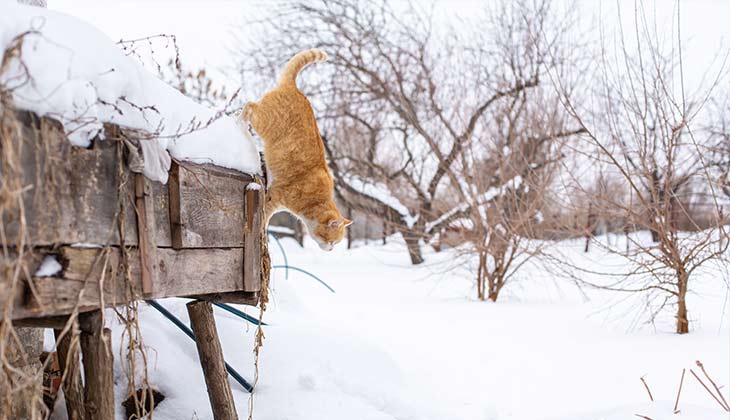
[
  {"xmin": 2, "ymin": 2, "xmax": 726, "ymax": 419},
  {"xmin": 47, "ymin": 235, "xmax": 728, "ymax": 420}
]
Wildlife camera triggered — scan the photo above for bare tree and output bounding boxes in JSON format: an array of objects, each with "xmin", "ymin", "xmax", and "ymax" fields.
[
  {"xmin": 709, "ymin": 99, "xmax": 730, "ymax": 200},
  {"xmin": 235, "ymin": 0, "xmax": 577, "ymax": 266},
  {"xmin": 551, "ymin": 3, "xmax": 729, "ymax": 333}
]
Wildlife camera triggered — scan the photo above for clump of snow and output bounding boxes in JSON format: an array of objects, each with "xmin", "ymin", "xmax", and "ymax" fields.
[
  {"xmin": 0, "ymin": 3, "xmax": 260, "ymax": 183},
  {"xmin": 70, "ymin": 242, "xmax": 102, "ymax": 248},
  {"xmin": 35, "ymin": 254, "xmax": 62, "ymax": 277},
  {"xmin": 246, "ymin": 182, "xmax": 262, "ymax": 191}
]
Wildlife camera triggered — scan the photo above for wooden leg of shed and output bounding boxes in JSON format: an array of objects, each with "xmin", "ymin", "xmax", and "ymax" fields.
[
  {"xmin": 55, "ymin": 323, "xmax": 86, "ymax": 420},
  {"xmin": 79, "ymin": 310, "xmax": 114, "ymax": 420},
  {"xmin": 187, "ymin": 300, "xmax": 238, "ymax": 420},
  {"xmin": 1, "ymin": 327, "xmax": 45, "ymax": 419}
]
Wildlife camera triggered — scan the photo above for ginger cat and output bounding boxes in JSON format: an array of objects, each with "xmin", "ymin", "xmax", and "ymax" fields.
[{"xmin": 242, "ymin": 49, "xmax": 352, "ymax": 251}]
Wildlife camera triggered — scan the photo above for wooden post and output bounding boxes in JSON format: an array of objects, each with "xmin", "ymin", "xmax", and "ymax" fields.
[
  {"xmin": 1, "ymin": 327, "xmax": 45, "ymax": 419},
  {"xmin": 79, "ymin": 310, "xmax": 114, "ymax": 420},
  {"xmin": 55, "ymin": 324, "xmax": 86, "ymax": 420},
  {"xmin": 186, "ymin": 300, "xmax": 238, "ymax": 420},
  {"xmin": 135, "ymin": 173, "xmax": 158, "ymax": 295},
  {"xmin": 243, "ymin": 181, "xmax": 262, "ymax": 292},
  {"xmin": 168, "ymin": 161, "xmax": 184, "ymax": 250}
]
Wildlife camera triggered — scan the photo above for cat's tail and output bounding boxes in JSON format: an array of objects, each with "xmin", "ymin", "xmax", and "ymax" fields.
[{"xmin": 279, "ymin": 49, "xmax": 328, "ymax": 86}]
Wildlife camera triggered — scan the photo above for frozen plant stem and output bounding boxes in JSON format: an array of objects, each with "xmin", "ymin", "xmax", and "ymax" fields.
[
  {"xmin": 640, "ymin": 376, "xmax": 654, "ymax": 402},
  {"xmin": 696, "ymin": 360, "xmax": 730, "ymax": 411},
  {"xmin": 673, "ymin": 368, "xmax": 685, "ymax": 413},
  {"xmin": 689, "ymin": 369, "xmax": 730, "ymax": 411}
]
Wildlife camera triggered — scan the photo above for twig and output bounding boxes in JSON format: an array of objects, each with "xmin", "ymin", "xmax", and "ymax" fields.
[
  {"xmin": 696, "ymin": 360, "xmax": 730, "ymax": 411},
  {"xmin": 640, "ymin": 375, "xmax": 654, "ymax": 402},
  {"xmin": 690, "ymin": 369, "xmax": 730, "ymax": 411},
  {"xmin": 673, "ymin": 368, "xmax": 685, "ymax": 413},
  {"xmin": 634, "ymin": 414, "xmax": 654, "ymax": 420}
]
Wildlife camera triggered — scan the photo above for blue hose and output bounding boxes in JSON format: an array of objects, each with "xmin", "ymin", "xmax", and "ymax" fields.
[
  {"xmin": 271, "ymin": 265, "xmax": 336, "ymax": 293},
  {"xmin": 265, "ymin": 230, "xmax": 334, "ymax": 293},
  {"xmin": 213, "ymin": 302, "xmax": 267, "ymax": 326},
  {"xmin": 145, "ymin": 299, "xmax": 254, "ymax": 393}
]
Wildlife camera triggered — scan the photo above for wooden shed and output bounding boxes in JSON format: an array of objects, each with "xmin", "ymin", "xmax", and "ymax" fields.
[{"xmin": 0, "ymin": 110, "xmax": 268, "ymax": 419}]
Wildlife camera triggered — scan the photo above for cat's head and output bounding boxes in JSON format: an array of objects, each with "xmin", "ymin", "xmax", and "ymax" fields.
[{"xmin": 309, "ymin": 212, "xmax": 353, "ymax": 251}]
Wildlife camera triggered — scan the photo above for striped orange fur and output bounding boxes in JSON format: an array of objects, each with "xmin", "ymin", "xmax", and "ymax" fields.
[{"xmin": 242, "ymin": 49, "xmax": 351, "ymax": 251}]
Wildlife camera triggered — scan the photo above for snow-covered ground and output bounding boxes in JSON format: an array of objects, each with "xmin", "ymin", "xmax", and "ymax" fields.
[{"xmin": 47, "ymin": 234, "xmax": 728, "ymax": 420}]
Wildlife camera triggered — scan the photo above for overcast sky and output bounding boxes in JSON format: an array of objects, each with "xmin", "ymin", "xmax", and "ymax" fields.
[{"xmin": 49, "ymin": 0, "xmax": 729, "ymax": 94}]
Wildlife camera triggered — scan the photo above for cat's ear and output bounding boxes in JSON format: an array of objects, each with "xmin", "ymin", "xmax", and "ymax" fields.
[
  {"xmin": 344, "ymin": 219, "xmax": 353, "ymax": 227},
  {"xmin": 328, "ymin": 219, "xmax": 344, "ymax": 229}
]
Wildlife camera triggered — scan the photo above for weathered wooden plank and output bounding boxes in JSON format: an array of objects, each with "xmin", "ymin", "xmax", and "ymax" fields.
[
  {"xmin": 79, "ymin": 310, "xmax": 114, "ymax": 420},
  {"xmin": 190, "ymin": 291, "xmax": 259, "ymax": 306},
  {"xmin": 168, "ymin": 161, "xmax": 184, "ymax": 249},
  {"xmin": 2, "ymin": 112, "xmax": 258, "ymax": 249},
  {"xmin": 173, "ymin": 162, "xmax": 252, "ymax": 248},
  {"xmin": 243, "ymin": 181, "xmax": 263, "ymax": 292},
  {"xmin": 135, "ymin": 173, "xmax": 158, "ymax": 295},
  {"xmin": 187, "ymin": 300, "xmax": 239, "ymax": 420},
  {"xmin": 1, "ymin": 115, "xmax": 140, "ymax": 246},
  {"xmin": 1, "ymin": 246, "xmax": 249, "ymax": 320}
]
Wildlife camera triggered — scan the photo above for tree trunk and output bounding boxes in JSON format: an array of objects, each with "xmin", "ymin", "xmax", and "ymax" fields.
[
  {"xmin": 486, "ymin": 268, "xmax": 505, "ymax": 302},
  {"xmin": 476, "ymin": 252, "xmax": 486, "ymax": 300},
  {"xmin": 584, "ymin": 203, "xmax": 595, "ymax": 252},
  {"xmin": 397, "ymin": 226, "xmax": 424, "ymax": 265},
  {"xmin": 487, "ymin": 277, "xmax": 501, "ymax": 302},
  {"xmin": 676, "ymin": 270, "xmax": 689, "ymax": 334}
]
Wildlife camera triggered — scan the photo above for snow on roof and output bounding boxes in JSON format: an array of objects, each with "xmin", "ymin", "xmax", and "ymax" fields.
[
  {"xmin": 342, "ymin": 174, "xmax": 416, "ymax": 227},
  {"xmin": 0, "ymin": 2, "xmax": 260, "ymax": 183}
]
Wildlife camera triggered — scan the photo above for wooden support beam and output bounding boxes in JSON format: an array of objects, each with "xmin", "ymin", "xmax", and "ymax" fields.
[
  {"xmin": 1, "ymin": 327, "xmax": 45, "ymax": 419},
  {"xmin": 79, "ymin": 310, "xmax": 114, "ymax": 420},
  {"xmin": 168, "ymin": 161, "xmax": 184, "ymax": 250},
  {"xmin": 2, "ymin": 246, "xmax": 250, "ymax": 321},
  {"xmin": 243, "ymin": 181, "xmax": 263, "ymax": 292},
  {"xmin": 14, "ymin": 315, "xmax": 71, "ymax": 329},
  {"xmin": 55, "ymin": 323, "xmax": 85, "ymax": 420},
  {"xmin": 14, "ymin": 312, "xmax": 94, "ymax": 331},
  {"xmin": 186, "ymin": 300, "xmax": 238, "ymax": 420},
  {"xmin": 187, "ymin": 291, "xmax": 259, "ymax": 306},
  {"xmin": 135, "ymin": 173, "xmax": 159, "ymax": 295}
]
